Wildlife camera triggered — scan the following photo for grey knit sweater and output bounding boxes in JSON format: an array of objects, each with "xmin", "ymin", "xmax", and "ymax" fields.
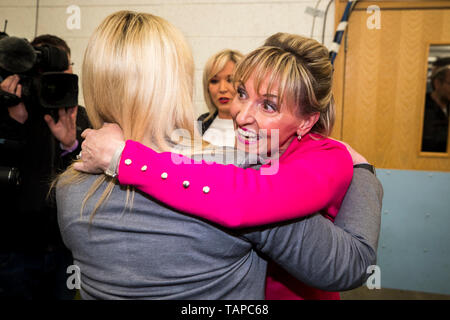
[{"xmin": 56, "ymin": 168, "xmax": 382, "ymax": 299}]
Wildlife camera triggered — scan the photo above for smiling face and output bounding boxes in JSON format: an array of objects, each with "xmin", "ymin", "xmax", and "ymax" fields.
[
  {"xmin": 230, "ymin": 72, "xmax": 317, "ymax": 157},
  {"xmin": 208, "ymin": 60, "xmax": 236, "ymax": 119}
]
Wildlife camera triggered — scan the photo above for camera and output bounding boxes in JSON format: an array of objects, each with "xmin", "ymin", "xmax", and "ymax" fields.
[
  {"xmin": 0, "ymin": 34, "xmax": 78, "ymax": 110},
  {"xmin": 0, "ymin": 166, "xmax": 20, "ymax": 187},
  {"xmin": 0, "ymin": 33, "xmax": 79, "ymax": 188},
  {"xmin": 0, "ymin": 135, "xmax": 25, "ymax": 188}
]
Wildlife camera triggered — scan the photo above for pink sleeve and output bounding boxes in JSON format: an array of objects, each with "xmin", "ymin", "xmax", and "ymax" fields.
[{"xmin": 118, "ymin": 138, "xmax": 353, "ymax": 228}]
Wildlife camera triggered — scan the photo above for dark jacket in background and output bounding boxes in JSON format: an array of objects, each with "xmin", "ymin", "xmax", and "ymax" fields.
[
  {"xmin": 422, "ymin": 93, "xmax": 449, "ymax": 152},
  {"xmin": 0, "ymin": 104, "xmax": 90, "ymax": 252},
  {"xmin": 197, "ymin": 110, "xmax": 218, "ymax": 135}
]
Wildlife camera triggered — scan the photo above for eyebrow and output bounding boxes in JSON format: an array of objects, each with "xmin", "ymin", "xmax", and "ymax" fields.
[
  {"xmin": 262, "ymin": 93, "xmax": 278, "ymax": 99},
  {"xmin": 237, "ymin": 81, "xmax": 279, "ymax": 99}
]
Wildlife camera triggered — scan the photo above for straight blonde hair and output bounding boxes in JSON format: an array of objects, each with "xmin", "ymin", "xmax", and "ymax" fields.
[
  {"xmin": 202, "ymin": 49, "xmax": 243, "ymax": 120},
  {"xmin": 84, "ymin": 11, "xmax": 196, "ymax": 147},
  {"xmin": 57, "ymin": 11, "xmax": 199, "ymax": 221},
  {"xmin": 234, "ymin": 33, "xmax": 335, "ymax": 136}
]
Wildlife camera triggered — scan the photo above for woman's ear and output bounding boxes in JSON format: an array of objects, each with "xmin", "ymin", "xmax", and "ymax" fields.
[{"xmin": 296, "ymin": 112, "xmax": 320, "ymax": 137}]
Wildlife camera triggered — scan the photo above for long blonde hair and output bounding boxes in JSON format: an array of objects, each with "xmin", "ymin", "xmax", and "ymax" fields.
[
  {"xmin": 234, "ymin": 32, "xmax": 335, "ymax": 136},
  {"xmin": 84, "ymin": 11, "xmax": 196, "ymax": 147},
  {"xmin": 57, "ymin": 11, "xmax": 198, "ymax": 220},
  {"xmin": 202, "ymin": 49, "xmax": 243, "ymax": 120}
]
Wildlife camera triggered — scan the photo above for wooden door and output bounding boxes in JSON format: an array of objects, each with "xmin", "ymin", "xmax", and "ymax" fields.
[{"xmin": 333, "ymin": 1, "xmax": 450, "ymax": 171}]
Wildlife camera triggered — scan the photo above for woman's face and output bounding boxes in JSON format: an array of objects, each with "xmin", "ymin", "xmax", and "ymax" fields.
[
  {"xmin": 208, "ymin": 60, "xmax": 236, "ymax": 119},
  {"xmin": 230, "ymin": 72, "xmax": 314, "ymax": 156}
]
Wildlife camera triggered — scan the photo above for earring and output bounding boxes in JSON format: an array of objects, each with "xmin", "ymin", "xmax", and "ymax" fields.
[{"xmin": 297, "ymin": 134, "xmax": 302, "ymax": 141}]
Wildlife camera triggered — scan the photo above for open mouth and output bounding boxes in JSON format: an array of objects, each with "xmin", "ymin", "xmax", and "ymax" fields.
[
  {"xmin": 218, "ymin": 97, "xmax": 230, "ymax": 104},
  {"xmin": 236, "ymin": 127, "xmax": 259, "ymax": 145}
]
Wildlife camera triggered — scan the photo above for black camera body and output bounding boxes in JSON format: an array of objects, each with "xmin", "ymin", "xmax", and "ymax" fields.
[
  {"xmin": 0, "ymin": 34, "xmax": 79, "ymax": 187},
  {"xmin": 0, "ymin": 35, "xmax": 78, "ymax": 110}
]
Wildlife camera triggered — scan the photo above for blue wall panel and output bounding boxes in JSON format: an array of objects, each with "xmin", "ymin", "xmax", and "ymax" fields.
[{"xmin": 376, "ymin": 169, "xmax": 450, "ymax": 295}]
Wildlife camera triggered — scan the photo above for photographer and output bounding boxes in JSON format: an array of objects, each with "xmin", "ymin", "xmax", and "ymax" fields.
[{"xmin": 0, "ymin": 34, "xmax": 90, "ymax": 299}]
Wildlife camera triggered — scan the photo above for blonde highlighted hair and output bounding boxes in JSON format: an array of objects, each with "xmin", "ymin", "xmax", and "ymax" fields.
[
  {"xmin": 57, "ymin": 10, "xmax": 198, "ymax": 221},
  {"xmin": 234, "ymin": 32, "xmax": 335, "ymax": 136},
  {"xmin": 203, "ymin": 49, "xmax": 243, "ymax": 120}
]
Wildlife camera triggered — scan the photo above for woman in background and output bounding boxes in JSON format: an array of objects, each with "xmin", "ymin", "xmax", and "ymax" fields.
[{"xmin": 198, "ymin": 49, "xmax": 243, "ymax": 147}]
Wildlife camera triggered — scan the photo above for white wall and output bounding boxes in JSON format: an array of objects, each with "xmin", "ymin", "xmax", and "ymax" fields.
[{"xmin": 0, "ymin": 0, "xmax": 335, "ymax": 115}]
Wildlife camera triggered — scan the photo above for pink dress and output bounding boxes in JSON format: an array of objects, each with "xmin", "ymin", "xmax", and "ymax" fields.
[{"xmin": 117, "ymin": 133, "xmax": 353, "ymax": 299}]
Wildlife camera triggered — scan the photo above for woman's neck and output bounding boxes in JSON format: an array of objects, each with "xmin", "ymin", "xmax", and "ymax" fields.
[
  {"xmin": 259, "ymin": 135, "xmax": 297, "ymax": 162},
  {"xmin": 217, "ymin": 110, "xmax": 232, "ymax": 120}
]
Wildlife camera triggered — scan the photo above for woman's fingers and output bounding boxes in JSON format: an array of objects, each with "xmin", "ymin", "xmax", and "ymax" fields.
[{"xmin": 81, "ymin": 128, "xmax": 93, "ymax": 139}]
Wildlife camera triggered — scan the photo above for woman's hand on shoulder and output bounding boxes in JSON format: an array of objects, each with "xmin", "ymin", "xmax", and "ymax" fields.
[{"xmin": 73, "ymin": 123, "xmax": 125, "ymax": 174}]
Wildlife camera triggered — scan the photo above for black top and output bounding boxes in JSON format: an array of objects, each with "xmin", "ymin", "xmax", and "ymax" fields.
[
  {"xmin": 421, "ymin": 93, "xmax": 449, "ymax": 152},
  {"xmin": 0, "ymin": 104, "xmax": 90, "ymax": 252},
  {"xmin": 197, "ymin": 110, "xmax": 218, "ymax": 135}
]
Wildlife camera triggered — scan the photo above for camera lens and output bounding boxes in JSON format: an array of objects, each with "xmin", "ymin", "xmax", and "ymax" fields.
[
  {"xmin": 0, "ymin": 166, "xmax": 21, "ymax": 187},
  {"xmin": 39, "ymin": 72, "xmax": 78, "ymax": 109}
]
